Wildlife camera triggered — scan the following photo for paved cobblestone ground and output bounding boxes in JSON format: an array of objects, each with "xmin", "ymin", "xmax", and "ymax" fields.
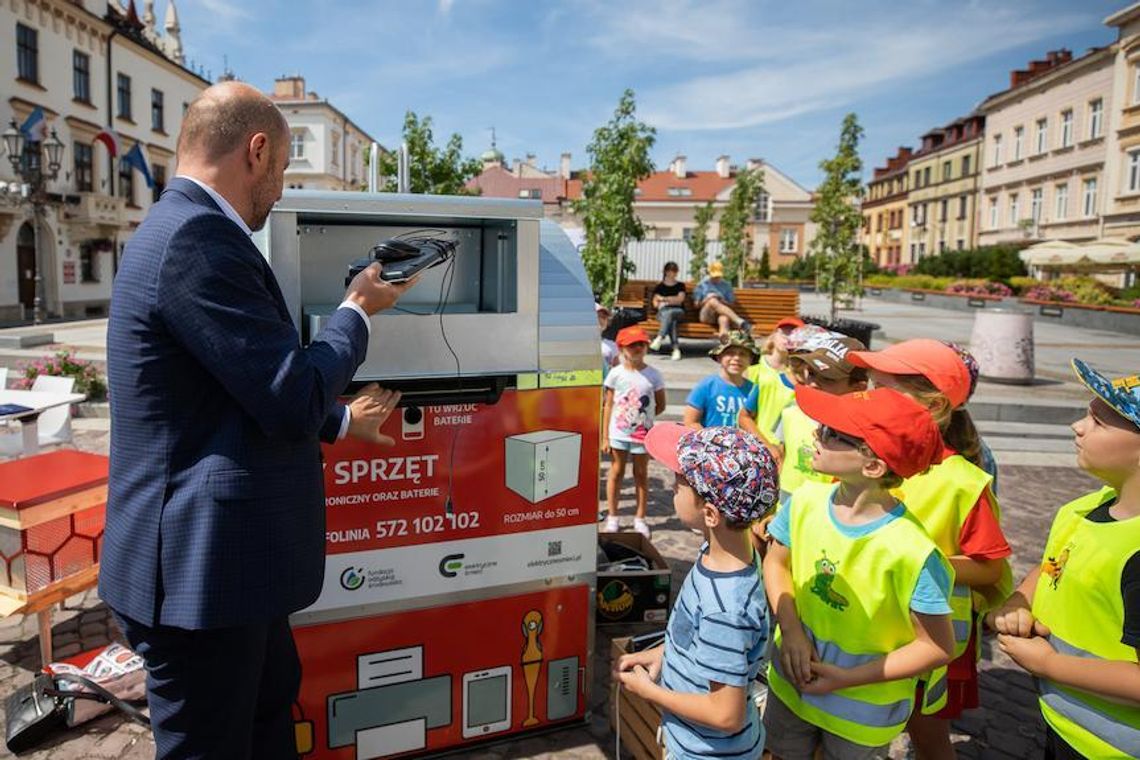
[{"xmin": 0, "ymin": 428, "xmax": 1099, "ymax": 758}]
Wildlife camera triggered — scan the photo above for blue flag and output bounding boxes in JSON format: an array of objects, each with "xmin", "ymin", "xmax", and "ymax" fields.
[
  {"xmin": 20, "ymin": 107, "xmax": 47, "ymax": 142},
  {"xmin": 122, "ymin": 142, "xmax": 154, "ymax": 188}
]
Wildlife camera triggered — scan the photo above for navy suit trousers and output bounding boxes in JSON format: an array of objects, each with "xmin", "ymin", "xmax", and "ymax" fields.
[{"xmin": 112, "ymin": 608, "xmax": 300, "ymax": 760}]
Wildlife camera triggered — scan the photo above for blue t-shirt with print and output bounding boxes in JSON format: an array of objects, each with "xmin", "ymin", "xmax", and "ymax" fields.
[
  {"xmin": 687, "ymin": 374, "xmax": 755, "ymax": 428},
  {"xmin": 769, "ymin": 490, "xmax": 953, "ymax": 614}
]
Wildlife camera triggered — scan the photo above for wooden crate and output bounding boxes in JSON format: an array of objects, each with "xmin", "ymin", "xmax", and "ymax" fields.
[
  {"xmin": 611, "ymin": 636, "xmax": 665, "ymax": 760},
  {"xmin": 0, "ymin": 450, "xmax": 108, "ymax": 607},
  {"xmin": 616, "ymin": 280, "xmax": 799, "ymax": 340}
]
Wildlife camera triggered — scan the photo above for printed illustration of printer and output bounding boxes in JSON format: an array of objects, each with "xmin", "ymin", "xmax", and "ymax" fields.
[{"xmin": 321, "ymin": 616, "xmax": 581, "ymax": 758}]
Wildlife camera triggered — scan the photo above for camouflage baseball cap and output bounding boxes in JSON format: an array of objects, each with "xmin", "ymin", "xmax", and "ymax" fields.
[{"xmin": 708, "ymin": 329, "xmax": 759, "ymax": 360}]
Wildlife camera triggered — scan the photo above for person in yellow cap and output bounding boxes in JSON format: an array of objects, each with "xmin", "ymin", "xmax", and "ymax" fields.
[
  {"xmin": 987, "ymin": 359, "xmax": 1140, "ymax": 760},
  {"xmin": 694, "ymin": 261, "xmax": 751, "ymax": 340}
]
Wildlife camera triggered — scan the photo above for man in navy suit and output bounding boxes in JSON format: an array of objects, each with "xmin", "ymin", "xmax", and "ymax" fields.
[{"xmin": 101, "ymin": 81, "xmax": 413, "ymax": 758}]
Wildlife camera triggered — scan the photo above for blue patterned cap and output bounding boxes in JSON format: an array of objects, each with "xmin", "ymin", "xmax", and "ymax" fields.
[
  {"xmin": 1072, "ymin": 358, "xmax": 1140, "ymax": 428},
  {"xmin": 676, "ymin": 427, "xmax": 779, "ymax": 524}
]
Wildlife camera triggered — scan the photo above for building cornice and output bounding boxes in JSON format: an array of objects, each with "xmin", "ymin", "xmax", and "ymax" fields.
[
  {"xmin": 907, "ymin": 137, "xmax": 983, "ymax": 166},
  {"xmin": 1106, "ymin": 3, "xmax": 1140, "ymax": 29},
  {"xmin": 978, "ymin": 47, "xmax": 1115, "ymax": 114}
]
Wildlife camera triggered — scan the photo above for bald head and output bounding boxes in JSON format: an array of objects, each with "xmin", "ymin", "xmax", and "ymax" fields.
[{"xmin": 178, "ymin": 81, "xmax": 288, "ymax": 162}]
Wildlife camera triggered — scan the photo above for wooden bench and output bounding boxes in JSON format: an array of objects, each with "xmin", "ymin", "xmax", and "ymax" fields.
[{"xmin": 615, "ymin": 279, "xmax": 799, "ymax": 340}]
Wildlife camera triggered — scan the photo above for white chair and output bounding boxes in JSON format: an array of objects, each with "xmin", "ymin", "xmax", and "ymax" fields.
[
  {"xmin": 30, "ymin": 374, "xmax": 76, "ymax": 447},
  {"xmin": 0, "ymin": 368, "xmax": 7, "ymax": 389}
]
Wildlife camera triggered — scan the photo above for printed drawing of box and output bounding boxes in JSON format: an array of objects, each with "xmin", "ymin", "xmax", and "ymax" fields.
[
  {"xmin": 0, "ymin": 450, "xmax": 108, "ymax": 607},
  {"xmin": 596, "ymin": 533, "xmax": 672, "ymax": 626},
  {"xmin": 504, "ymin": 430, "xmax": 581, "ymax": 503}
]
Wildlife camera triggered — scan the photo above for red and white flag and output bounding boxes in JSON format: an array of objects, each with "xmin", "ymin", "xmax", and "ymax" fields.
[{"xmin": 94, "ymin": 130, "xmax": 120, "ymax": 158}]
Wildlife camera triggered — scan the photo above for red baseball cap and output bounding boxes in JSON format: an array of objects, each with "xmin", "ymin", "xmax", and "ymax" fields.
[
  {"xmin": 847, "ymin": 339, "xmax": 971, "ymax": 409},
  {"xmin": 794, "ymin": 386, "xmax": 945, "ymax": 479},
  {"xmin": 616, "ymin": 326, "xmax": 651, "ymax": 347},
  {"xmin": 776, "ymin": 317, "xmax": 805, "ymax": 330}
]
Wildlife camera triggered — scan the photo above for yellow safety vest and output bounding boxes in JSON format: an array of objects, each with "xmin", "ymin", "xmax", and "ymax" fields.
[
  {"xmin": 1032, "ymin": 487, "xmax": 1140, "ymax": 760},
  {"xmin": 894, "ymin": 455, "xmax": 1004, "ymax": 658},
  {"xmin": 744, "ymin": 359, "xmax": 795, "ymax": 440},
  {"xmin": 767, "ymin": 482, "xmax": 953, "ymax": 747},
  {"xmin": 778, "ymin": 406, "xmax": 833, "ymax": 499}
]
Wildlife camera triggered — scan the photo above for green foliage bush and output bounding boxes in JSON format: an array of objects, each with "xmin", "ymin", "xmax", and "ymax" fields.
[{"xmin": 910, "ymin": 245, "xmax": 1028, "ymax": 281}]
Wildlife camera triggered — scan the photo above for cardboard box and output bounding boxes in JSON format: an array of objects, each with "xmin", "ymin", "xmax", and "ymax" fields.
[
  {"xmin": 0, "ymin": 451, "xmax": 108, "ymax": 604},
  {"xmin": 597, "ymin": 533, "xmax": 672, "ymax": 625},
  {"xmin": 611, "ymin": 636, "xmax": 664, "ymax": 760},
  {"xmin": 504, "ymin": 430, "xmax": 582, "ymax": 503}
]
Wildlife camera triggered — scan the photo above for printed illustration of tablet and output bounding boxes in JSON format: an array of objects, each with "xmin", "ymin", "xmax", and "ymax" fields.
[{"xmin": 461, "ymin": 666, "xmax": 512, "ymax": 738}]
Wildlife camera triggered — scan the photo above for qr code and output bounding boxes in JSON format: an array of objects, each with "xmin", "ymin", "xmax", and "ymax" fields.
[{"xmin": 548, "ymin": 541, "xmax": 562, "ymax": 557}]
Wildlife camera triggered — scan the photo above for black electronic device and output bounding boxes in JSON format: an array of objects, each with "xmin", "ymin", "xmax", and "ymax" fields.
[{"xmin": 346, "ymin": 236, "xmax": 457, "ymax": 285}]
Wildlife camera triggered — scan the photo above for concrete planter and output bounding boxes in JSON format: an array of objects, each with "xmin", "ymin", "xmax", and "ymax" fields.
[
  {"xmin": 970, "ymin": 309, "xmax": 1035, "ymax": 384},
  {"xmin": 865, "ymin": 288, "xmax": 1140, "ymax": 336}
]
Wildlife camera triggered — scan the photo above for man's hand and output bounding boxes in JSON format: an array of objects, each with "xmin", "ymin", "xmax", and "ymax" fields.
[
  {"xmin": 345, "ymin": 263, "xmax": 419, "ymax": 316},
  {"xmin": 998, "ymin": 633, "xmax": 1056, "ymax": 676},
  {"xmin": 347, "ymin": 384, "xmax": 401, "ymax": 445}
]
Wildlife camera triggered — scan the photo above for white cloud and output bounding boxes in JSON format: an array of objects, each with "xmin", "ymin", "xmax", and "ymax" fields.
[
  {"xmin": 637, "ymin": 3, "xmax": 1091, "ymax": 130},
  {"xmin": 438, "ymin": 0, "xmax": 454, "ymax": 16},
  {"xmin": 196, "ymin": 0, "xmax": 252, "ymax": 22}
]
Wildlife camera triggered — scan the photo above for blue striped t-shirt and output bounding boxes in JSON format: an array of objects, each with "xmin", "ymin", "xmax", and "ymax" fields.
[{"xmin": 660, "ymin": 545, "xmax": 770, "ymax": 760}]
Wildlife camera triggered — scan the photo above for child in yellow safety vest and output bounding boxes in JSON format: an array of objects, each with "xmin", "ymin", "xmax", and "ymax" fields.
[
  {"xmin": 763, "ymin": 386, "xmax": 955, "ymax": 759},
  {"xmin": 741, "ymin": 317, "xmax": 804, "ymax": 440},
  {"xmin": 740, "ymin": 328, "xmax": 867, "ymax": 503},
  {"xmin": 846, "ymin": 339, "xmax": 1011, "ymax": 759},
  {"xmin": 987, "ymin": 359, "xmax": 1140, "ymax": 760}
]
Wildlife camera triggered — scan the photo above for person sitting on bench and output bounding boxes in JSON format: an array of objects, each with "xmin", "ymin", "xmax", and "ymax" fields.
[{"xmin": 694, "ymin": 261, "xmax": 751, "ymax": 340}]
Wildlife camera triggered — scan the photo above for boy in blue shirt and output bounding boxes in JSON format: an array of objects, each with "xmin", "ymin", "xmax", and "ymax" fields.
[
  {"xmin": 685, "ymin": 330, "xmax": 757, "ymax": 429},
  {"xmin": 615, "ymin": 424, "xmax": 778, "ymax": 759}
]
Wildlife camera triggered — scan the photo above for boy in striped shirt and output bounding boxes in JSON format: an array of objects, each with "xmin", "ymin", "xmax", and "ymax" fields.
[{"xmin": 615, "ymin": 425, "xmax": 778, "ymax": 759}]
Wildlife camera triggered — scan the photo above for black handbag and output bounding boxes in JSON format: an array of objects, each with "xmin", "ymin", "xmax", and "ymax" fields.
[
  {"xmin": 5, "ymin": 672, "xmax": 149, "ymax": 754},
  {"xmin": 601, "ymin": 306, "xmax": 647, "ymax": 340}
]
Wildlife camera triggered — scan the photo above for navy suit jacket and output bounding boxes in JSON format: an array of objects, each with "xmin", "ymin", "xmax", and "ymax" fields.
[{"xmin": 100, "ymin": 177, "xmax": 369, "ymax": 629}]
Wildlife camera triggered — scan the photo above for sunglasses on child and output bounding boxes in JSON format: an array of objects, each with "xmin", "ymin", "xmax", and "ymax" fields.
[{"xmin": 816, "ymin": 425, "xmax": 866, "ymax": 449}]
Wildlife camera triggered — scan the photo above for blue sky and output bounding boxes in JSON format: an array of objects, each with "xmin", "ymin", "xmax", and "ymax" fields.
[{"xmin": 175, "ymin": 0, "xmax": 1124, "ymax": 189}]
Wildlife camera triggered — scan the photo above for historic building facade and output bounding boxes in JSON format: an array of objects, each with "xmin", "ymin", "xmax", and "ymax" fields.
[
  {"xmin": 977, "ymin": 48, "xmax": 1115, "ymax": 247},
  {"xmin": 269, "ymin": 75, "xmax": 379, "ymax": 192},
  {"xmin": 862, "ymin": 146, "xmax": 911, "ymax": 267},
  {"xmin": 0, "ymin": 0, "xmax": 206, "ymax": 323},
  {"xmin": 905, "ymin": 115, "xmax": 985, "ymax": 259}
]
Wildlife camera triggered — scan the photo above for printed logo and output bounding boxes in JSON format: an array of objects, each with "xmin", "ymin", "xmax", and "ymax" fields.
[
  {"xmin": 809, "ymin": 551, "xmax": 849, "ymax": 611},
  {"xmin": 1042, "ymin": 544, "xmax": 1072, "ymax": 590},
  {"xmin": 339, "ymin": 567, "xmax": 365, "ymax": 591},
  {"xmin": 597, "ymin": 580, "xmax": 635, "ymax": 620},
  {"xmin": 439, "ymin": 553, "xmax": 465, "ymax": 578}
]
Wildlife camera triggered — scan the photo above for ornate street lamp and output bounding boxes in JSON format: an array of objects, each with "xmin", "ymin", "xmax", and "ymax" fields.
[
  {"xmin": 2, "ymin": 120, "xmax": 23, "ymax": 174},
  {"xmin": 2, "ymin": 119, "xmax": 65, "ymax": 324}
]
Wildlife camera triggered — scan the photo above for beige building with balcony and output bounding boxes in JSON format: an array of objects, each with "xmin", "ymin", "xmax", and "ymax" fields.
[
  {"xmin": 977, "ymin": 48, "xmax": 1114, "ymax": 248},
  {"xmin": 905, "ymin": 115, "xmax": 985, "ymax": 259},
  {"xmin": 269, "ymin": 76, "xmax": 379, "ymax": 192},
  {"xmin": 1, "ymin": 0, "xmax": 207, "ymax": 322},
  {"xmin": 861, "ymin": 146, "xmax": 911, "ymax": 267}
]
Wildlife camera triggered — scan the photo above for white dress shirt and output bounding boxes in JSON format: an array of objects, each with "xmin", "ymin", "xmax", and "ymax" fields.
[{"xmin": 175, "ymin": 175, "xmax": 368, "ymax": 439}]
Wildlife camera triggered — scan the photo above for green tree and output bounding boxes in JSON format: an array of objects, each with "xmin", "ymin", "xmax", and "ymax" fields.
[
  {"xmin": 687, "ymin": 202, "xmax": 717, "ymax": 282},
  {"xmin": 377, "ymin": 111, "xmax": 482, "ymax": 195},
  {"xmin": 719, "ymin": 167, "xmax": 765, "ymax": 285},
  {"xmin": 758, "ymin": 244, "xmax": 771, "ymax": 279},
  {"xmin": 572, "ymin": 89, "xmax": 656, "ymax": 304},
  {"xmin": 811, "ymin": 113, "xmax": 865, "ymax": 320}
]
